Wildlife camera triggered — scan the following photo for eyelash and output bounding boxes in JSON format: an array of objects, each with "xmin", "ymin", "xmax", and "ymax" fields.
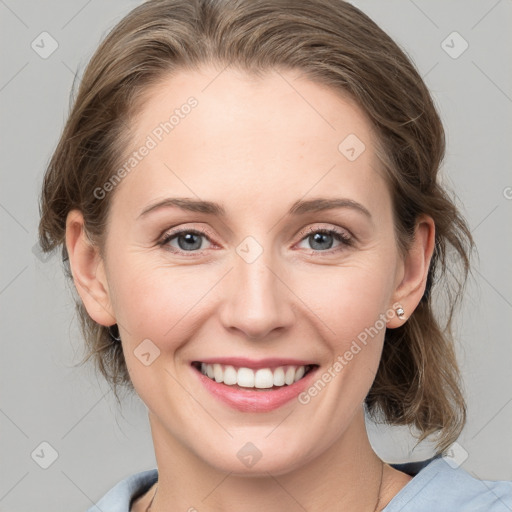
[{"xmin": 158, "ymin": 226, "xmax": 353, "ymax": 257}]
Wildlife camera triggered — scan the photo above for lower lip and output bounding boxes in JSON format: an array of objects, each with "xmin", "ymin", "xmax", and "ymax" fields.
[{"xmin": 192, "ymin": 365, "xmax": 319, "ymax": 412}]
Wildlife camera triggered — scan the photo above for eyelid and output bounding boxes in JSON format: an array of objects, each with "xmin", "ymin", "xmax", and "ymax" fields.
[
  {"xmin": 158, "ymin": 222, "xmax": 354, "ymax": 256},
  {"xmin": 294, "ymin": 224, "xmax": 354, "ymax": 254},
  {"xmin": 296, "ymin": 223, "xmax": 353, "ymax": 241},
  {"xmin": 158, "ymin": 225, "xmax": 217, "ymax": 251}
]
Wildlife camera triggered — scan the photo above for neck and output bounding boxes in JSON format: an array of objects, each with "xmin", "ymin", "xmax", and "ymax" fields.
[{"xmin": 147, "ymin": 409, "xmax": 389, "ymax": 512}]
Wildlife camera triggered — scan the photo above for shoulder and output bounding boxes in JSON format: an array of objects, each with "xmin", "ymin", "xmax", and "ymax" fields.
[
  {"xmin": 85, "ymin": 468, "xmax": 158, "ymax": 512},
  {"xmin": 384, "ymin": 457, "xmax": 512, "ymax": 512}
]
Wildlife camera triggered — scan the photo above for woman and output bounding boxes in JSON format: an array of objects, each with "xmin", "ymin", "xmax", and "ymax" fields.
[{"xmin": 38, "ymin": 0, "xmax": 511, "ymax": 510}]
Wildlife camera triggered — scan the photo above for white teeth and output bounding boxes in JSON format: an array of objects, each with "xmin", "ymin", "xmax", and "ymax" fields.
[
  {"xmin": 294, "ymin": 365, "xmax": 305, "ymax": 382},
  {"xmin": 198, "ymin": 363, "xmax": 312, "ymax": 388},
  {"xmin": 213, "ymin": 363, "xmax": 223, "ymax": 383},
  {"xmin": 273, "ymin": 367, "xmax": 285, "ymax": 386},
  {"xmin": 237, "ymin": 367, "xmax": 255, "ymax": 387},
  {"xmin": 284, "ymin": 366, "xmax": 296, "ymax": 385},
  {"xmin": 223, "ymin": 365, "xmax": 238, "ymax": 385},
  {"xmin": 254, "ymin": 369, "xmax": 274, "ymax": 388}
]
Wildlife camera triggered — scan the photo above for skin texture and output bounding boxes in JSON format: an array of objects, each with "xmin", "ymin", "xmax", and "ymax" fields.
[{"xmin": 65, "ymin": 66, "xmax": 435, "ymax": 511}]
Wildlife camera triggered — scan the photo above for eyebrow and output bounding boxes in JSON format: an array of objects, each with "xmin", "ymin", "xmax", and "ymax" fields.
[{"xmin": 137, "ymin": 197, "xmax": 372, "ymax": 220}]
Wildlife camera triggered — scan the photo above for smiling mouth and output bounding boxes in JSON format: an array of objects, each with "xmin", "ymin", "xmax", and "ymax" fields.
[{"xmin": 191, "ymin": 361, "xmax": 318, "ymax": 390}]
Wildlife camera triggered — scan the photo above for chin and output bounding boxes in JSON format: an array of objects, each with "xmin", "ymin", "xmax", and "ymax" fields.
[{"xmin": 198, "ymin": 437, "xmax": 313, "ymax": 477}]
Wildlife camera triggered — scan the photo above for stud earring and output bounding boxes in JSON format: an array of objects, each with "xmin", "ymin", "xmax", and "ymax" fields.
[
  {"xmin": 395, "ymin": 307, "xmax": 405, "ymax": 319},
  {"xmin": 108, "ymin": 323, "xmax": 121, "ymax": 342}
]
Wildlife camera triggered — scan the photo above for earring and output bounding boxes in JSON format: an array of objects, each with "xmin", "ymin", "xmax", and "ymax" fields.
[
  {"xmin": 395, "ymin": 306, "xmax": 405, "ymax": 319},
  {"xmin": 108, "ymin": 323, "xmax": 121, "ymax": 342}
]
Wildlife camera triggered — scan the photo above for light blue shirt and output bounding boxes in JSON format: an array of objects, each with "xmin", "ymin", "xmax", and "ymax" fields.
[{"xmin": 86, "ymin": 456, "xmax": 512, "ymax": 512}]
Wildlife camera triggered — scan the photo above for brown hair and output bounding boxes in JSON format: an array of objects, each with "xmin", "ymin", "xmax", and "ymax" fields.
[{"xmin": 38, "ymin": 0, "xmax": 474, "ymax": 454}]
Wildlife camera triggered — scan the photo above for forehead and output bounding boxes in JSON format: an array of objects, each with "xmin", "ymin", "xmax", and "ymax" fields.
[{"xmin": 115, "ymin": 66, "xmax": 388, "ymax": 217}]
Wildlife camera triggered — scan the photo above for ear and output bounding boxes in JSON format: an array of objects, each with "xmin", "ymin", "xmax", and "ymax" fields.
[
  {"xmin": 65, "ymin": 209, "xmax": 116, "ymax": 327},
  {"xmin": 387, "ymin": 214, "xmax": 436, "ymax": 328}
]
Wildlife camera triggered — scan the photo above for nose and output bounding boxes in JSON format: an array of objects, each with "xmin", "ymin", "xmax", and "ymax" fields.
[{"xmin": 219, "ymin": 247, "xmax": 296, "ymax": 340}]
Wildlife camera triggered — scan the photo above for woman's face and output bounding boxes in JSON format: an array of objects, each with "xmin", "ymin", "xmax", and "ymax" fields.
[{"xmin": 88, "ymin": 66, "xmax": 415, "ymax": 474}]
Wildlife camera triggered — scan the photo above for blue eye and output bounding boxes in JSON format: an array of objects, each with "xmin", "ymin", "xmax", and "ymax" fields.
[
  {"xmin": 160, "ymin": 229, "xmax": 213, "ymax": 254},
  {"xmin": 159, "ymin": 226, "xmax": 353, "ymax": 256},
  {"xmin": 296, "ymin": 228, "xmax": 353, "ymax": 255}
]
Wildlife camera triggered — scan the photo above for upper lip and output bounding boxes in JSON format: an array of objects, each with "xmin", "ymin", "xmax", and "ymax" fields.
[{"xmin": 192, "ymin": 357, "xmax": 318, "ymax": 370}]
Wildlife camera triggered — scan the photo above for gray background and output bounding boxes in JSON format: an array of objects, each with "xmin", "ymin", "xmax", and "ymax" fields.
[{"xmin": 1, "ymin": 0, "xmax": 511, "ymax": 510}]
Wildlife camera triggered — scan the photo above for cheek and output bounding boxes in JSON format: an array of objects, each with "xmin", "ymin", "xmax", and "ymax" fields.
[
  {"xmin": 113, "ymin": 266, "xmax": 198, "ymax": 405},
  {"xmin": 109, "ymin": 264, "xmax": 221, "ymax": 398},
  {"xmin": 110, "ymin": 260, "xmax": 203, "ymax": 336},
  {"xmin": 109, "ymin": 234, "xmax": 398, "ymax": 354},
  {"xmin": 298, "ymin": 261, "xmax": 395, "ymax": 345}
]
